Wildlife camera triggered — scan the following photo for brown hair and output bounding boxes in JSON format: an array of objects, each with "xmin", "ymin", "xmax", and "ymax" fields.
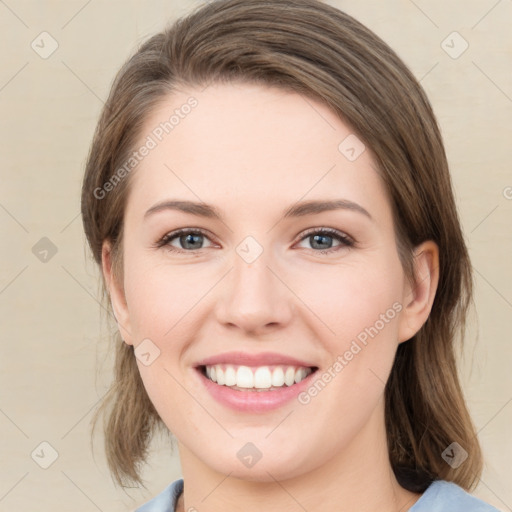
[{"xmin": 82, "ymin": 0, "xmax": 483, "ymax": 493}]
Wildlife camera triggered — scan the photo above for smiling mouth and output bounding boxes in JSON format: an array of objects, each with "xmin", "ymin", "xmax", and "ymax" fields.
[{"xmin": 197, "ymin": 364, "xmax": 319, "ymax": 392}]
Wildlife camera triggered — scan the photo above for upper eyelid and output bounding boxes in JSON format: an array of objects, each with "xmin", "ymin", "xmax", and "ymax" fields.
[
  {"xmin": 297, "ymin": 227, "xmax": 353, "ymax": 242},
  {"xmin": 159, "ymin": 227, "xmax": 217, "ymax": 245}
]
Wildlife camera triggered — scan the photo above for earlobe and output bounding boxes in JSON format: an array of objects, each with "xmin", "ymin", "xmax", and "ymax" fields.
[
  {"xmin": 397, "ymin": 240, "xmax": 440, "ymax": 343},
  {"xmin": 101, "ymin": 240, "xmax": 134, "ymax": 345}
]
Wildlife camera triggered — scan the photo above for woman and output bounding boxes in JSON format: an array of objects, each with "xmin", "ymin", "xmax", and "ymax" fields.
[{"xmin": 81, "ymin": 1, "xmax": 501, "ymax": 510}]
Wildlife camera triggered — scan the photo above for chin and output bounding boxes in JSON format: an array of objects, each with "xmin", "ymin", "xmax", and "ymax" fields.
[{"xmin": 203, "ymin": 447, "xmax": 315, "ymax": 483}]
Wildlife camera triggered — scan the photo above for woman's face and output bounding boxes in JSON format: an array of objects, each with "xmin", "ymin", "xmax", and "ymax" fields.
[{"xmin": 106, "ymin": 82, "xmax": 430, "ymax": 482}]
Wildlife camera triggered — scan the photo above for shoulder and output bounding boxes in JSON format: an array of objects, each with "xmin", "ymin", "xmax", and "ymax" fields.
[
  {"xmin": 410, "ymin": 480, "xmax": 502, "ymax": 512},
  {"xmin": 134, "ymin": 478, "xmax": 184, "ymax": 512}
]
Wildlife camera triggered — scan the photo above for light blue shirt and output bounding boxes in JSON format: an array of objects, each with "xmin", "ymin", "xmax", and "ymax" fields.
[{"xmin": 135, "ymin": 478, "xmax": 501, "ymax": 511}]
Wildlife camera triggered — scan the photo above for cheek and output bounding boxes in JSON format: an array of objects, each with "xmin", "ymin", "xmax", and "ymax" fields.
[
  {"xmin": 291, "ymin": 255, "xmax": 403, "ymax": 342},
  {"xmin": 292, "ymin": 254, "xmax": 404, "ymax": 411},
  {"xmin": 122, "ymin": 252, "xmax": 208, "ymax": 339},
  {"xmin": 122, "ymin": 257, "xmax": 201, "ymax": 419},
  {"xmin": 293, "ymin": 283, "xmax": 402, "ymax": 454}
]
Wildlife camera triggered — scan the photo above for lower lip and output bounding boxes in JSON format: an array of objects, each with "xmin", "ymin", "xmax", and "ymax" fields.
[{"xmin": 195, "ymin": 367, "xmax": 318, "ymax": 413}]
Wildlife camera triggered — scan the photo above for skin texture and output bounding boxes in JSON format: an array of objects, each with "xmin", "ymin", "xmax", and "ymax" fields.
[{"xmin": 102, "ymin": 82, "xmax": 439, "ymax": 512}]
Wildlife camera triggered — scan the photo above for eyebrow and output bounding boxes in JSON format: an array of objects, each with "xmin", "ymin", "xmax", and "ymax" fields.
[{"xmin": 144, "ymin": 199, "xmax": 372, "ymax": 222}]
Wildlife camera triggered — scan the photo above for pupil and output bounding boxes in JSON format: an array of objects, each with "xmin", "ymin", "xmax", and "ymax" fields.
[
  {"xmin": 182, "ymin": 233, "xmax": 202, "ymax": 249},
  {"xmin": 312, "ymin": 234, "xmax": 332, "ymax": 250}
]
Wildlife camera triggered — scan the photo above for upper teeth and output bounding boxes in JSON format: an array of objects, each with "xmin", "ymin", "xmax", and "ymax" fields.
[{"xmin": 205, "ymin": 364, "xmax": 313, "ymax": 389}]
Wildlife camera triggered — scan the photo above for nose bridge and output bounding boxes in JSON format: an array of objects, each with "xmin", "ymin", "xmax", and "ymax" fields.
[{"xmin": 216, "ymin": 239, "xmax": 292, "ymax": 332}]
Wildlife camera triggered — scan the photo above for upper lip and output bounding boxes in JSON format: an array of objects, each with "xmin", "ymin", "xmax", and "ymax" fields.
[{"xmin": 195, "ymin": 351, "xmax": 317, "ymax": 368}]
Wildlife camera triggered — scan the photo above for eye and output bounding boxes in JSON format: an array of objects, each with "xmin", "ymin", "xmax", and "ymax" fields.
[
  {"xmin": 156, "ymin": 228, "xmax": 216, "ymax": 253},
  {"xmin": 155, "ymin": 227, "xmax": 355, "ymax": 255},
  {"xmin": 295, "ymin": 227, "xmax": 354, "ymax": 254}
]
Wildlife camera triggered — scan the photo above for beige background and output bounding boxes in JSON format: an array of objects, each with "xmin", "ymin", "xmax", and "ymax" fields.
[{"xmin": 0, "ymin": 0, "xmax": 511, "ymax": 510}]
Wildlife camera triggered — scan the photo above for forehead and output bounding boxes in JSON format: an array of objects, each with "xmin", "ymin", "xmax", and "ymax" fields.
[{"xmin": 126, "ymin": 82, "xmax": 390, "ymax": 224}]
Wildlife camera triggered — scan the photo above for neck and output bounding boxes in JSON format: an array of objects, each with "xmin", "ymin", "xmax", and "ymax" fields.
[{"xmin": 175, "ymin": 400, "xmax": 422, "ymax": 512}]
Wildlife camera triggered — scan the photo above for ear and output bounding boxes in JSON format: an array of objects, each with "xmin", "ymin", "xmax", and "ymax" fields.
[
  {"xmin": 397, "ymin": 240, "xmax": 439, "ymax": 344},
  {"xmin": 101, "ymin": 240, "xmax": 134, "ymax": 346}
]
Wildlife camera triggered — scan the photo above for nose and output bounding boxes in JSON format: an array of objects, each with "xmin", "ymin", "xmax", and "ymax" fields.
[{"xmin": 215, "ymin": 248, "xmax": 294, "ymax": 335}]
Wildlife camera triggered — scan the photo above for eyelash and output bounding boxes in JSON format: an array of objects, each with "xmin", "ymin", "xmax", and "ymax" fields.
[{"xmin": 155, "ymin": 227, "xmax": 355, "ymax": 255}]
